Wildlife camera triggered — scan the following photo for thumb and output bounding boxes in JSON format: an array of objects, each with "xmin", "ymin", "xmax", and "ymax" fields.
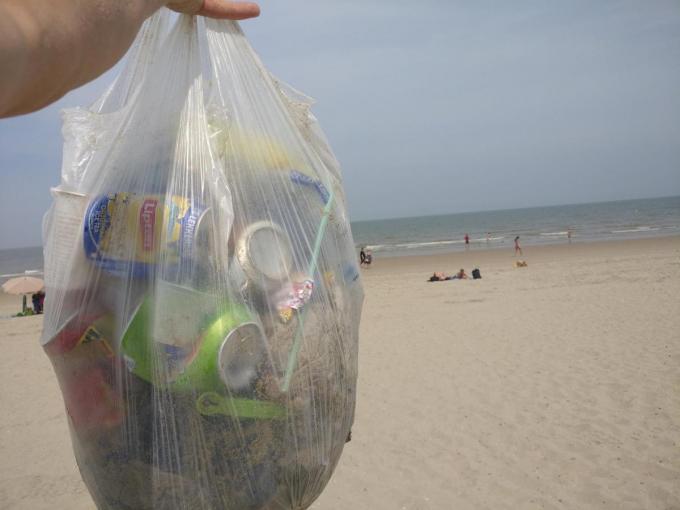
[
  {"xmin": 198, "ymin": 0, "xmax": 260, "ymax": 20},
  {"xmin": 167, "ymin": 0, "xmax": 260, "ymax": 20}
]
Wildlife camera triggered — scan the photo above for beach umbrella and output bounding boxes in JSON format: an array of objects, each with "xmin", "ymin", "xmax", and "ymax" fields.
[
  {"xmin": 2, "ymin": 276, "xmax": 44, "ymax": 313},
  {"xmin": 2, "ymin": 276, "xmax": 44, "ymax": 294}
]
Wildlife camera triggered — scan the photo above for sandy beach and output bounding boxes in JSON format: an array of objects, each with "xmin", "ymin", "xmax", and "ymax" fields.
[{"xmin": 1, "ymin": 236, "xmax": 679, "ymax": 509}]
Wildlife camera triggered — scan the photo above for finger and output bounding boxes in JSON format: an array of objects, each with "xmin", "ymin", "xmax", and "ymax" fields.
[{"xmin": 198, "ymin": 0, "xmax": 260, "ymax": 20}]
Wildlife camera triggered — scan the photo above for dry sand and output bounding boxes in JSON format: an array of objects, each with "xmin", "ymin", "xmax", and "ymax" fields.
[{"xmin": 1, "ymin": 237, "xmax": 679, "ymax": 509}]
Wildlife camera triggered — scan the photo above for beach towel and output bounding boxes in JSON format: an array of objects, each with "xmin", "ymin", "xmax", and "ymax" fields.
[{"xmin": 40, "ymin": 12, "xmax": 362, "ymax": 510}]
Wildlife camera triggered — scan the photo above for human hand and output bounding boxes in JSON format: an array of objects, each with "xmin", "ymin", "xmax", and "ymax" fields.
[{"xmin": 167, "ymin": 0, "xmax": 260, "ymax": 19}]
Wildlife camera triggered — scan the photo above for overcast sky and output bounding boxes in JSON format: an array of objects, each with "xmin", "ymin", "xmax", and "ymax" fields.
[{"xmin": 1, "ymin": 0, "xmax": 679, "ymax": 249}]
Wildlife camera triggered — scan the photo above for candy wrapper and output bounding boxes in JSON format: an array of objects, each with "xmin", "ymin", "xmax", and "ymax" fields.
[{"xmin": 41, "ymin": 12, "xmax": 363, "ymax": 510}]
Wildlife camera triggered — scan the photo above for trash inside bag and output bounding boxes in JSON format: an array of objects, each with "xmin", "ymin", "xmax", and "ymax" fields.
[{"xmin": 41, "ymin": 12, "xmax": 363, "ymax": 510}]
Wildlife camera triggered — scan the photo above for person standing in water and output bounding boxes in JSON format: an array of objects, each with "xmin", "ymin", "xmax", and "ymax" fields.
[
  {"xmin": 514, "ymin": 236, "xmax": 523, "ymax": 256},
  {"xmin": 464, "ymin": 233, "xmax": 470, "ymax": 250}
]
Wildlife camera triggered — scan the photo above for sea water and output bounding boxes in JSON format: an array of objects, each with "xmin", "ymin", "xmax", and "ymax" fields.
[
  {"xmin": 1, "ymin": 196, "xmax": 679, "ymax": 275},
  {"xmin": 0, "ymin": 246, "xmax": 45, "ymax": 280},
  {"xmin": 352, "ymin": 195, "xmax": 680, "ymax": 257}
]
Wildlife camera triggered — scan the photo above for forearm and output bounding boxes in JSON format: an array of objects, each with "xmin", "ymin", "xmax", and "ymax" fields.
[{"xmin": 0, "ymin": 0, "xmax": 165, "ymax": 118}]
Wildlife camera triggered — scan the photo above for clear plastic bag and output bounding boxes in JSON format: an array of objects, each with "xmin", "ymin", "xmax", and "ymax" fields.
[{"xmin": 41, "ymin": 12, "xmax": 363, "ymax": 510}]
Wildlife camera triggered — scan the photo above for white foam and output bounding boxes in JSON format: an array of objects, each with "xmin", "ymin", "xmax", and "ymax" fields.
[
  {"xmin": 367, "ymin": 239, "xmax": 465, "ymax": 252},
  {"xmin": 475, "ymin": 236, "xmax": 505, "ymax": 242},
  {"xmin": 364, "ymin": 235, "xmax": 510, "ymax": 252},
  {"xmin": 611, "ymin": 226, "xmax": 659, "ymax": 234},
  {"xmin": 0, "ymin": 269, "xmax": 44, "ymax": 278}
]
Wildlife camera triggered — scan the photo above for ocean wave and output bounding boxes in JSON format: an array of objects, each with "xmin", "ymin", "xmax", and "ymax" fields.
[
  {"xmin": 364, "ymin": 237, "xmax": 505, "ymax": 252},
  {"xmin": 366, "ymin": 239, "xmax": 463, "ymax": 252},
  {"xmin": 611, "ymin": 226, "xmax": 659, "ymax": 234},
  {"xmin": 473, "ymin": 236, "xmax": 505, "ymax": 242},
  {"xmin": 0, "ymin": 269, "xmax": 44, "ymax": 278},
  {"xmin": 540, "ymin": 231, "xmax": 568, "ymax": 236}
]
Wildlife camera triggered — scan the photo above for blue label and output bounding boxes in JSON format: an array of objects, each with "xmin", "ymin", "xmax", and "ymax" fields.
[
  {"xmin": 83, "ymin": 195, "xmax": 112, "ymax": 260},
  {"xmin": 290, "ymin": 170, "xmax": 330, "ymax": 205},
  {"xmin": 82, "ymin": 194, "xmax": 204, "ymax": 280},
  {"xmin": 179, "ymin": 207, "xmax": 200, "ymax": 259}
]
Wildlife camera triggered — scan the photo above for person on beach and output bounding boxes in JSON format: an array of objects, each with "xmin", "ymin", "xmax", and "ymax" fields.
[
  {"xmin": 428, "ymin": 271, "xmax": 468, "ymax": 281},
  {"xmin": 429, "ymin": 272, "xmax": 448, "ymax": 282},
  {"xmin": 0, "ymin": 0, "xmax": 260, "ymax": 118},
  {"xmin": 514, "ymin": 236, "xmax": 523, "ymax": 256},
  {"xmin": 359, "ymin": 247, "xmax": 367, "ymax": 266},
  {"xmin": 31, "ymin": 293, "xmax": 40, "ymax": 314},
  {"xmin": 464, "ymin": 233, "xmax": 470, "ymax": 250},
  {"xmin": 32, "ymin": 291, "xmax": 45, "ymax": 314},
  {"xmin": 567, "ymin": 229, "xmax": 572, "ymax": 244}
]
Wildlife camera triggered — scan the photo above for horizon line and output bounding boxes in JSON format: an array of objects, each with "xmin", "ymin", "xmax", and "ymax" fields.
[
  {"xmin": 1, "ymin": 193, "xmax": 678, "ymax": 251},
  {"xmin": 350, "ymin": 193, "xmax": 680, "ymax": 224}
]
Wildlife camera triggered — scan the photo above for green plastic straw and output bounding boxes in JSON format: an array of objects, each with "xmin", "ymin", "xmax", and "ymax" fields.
[
  {"xmin": 196, "ymin": 391, "xmax": 286, "ymax": 419},
  {"xmin": 281, "ymin": 189, "xmax": 335, "ymax": 392}
]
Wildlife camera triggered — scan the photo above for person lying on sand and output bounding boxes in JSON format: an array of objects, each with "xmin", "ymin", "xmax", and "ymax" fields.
[
  {"xmin": 429, "ymin": 272, "xmax": 449, "ymax": 282},
  {"xmin": 428, "ymin": 270, "xmax": 471, "ymax": 282}
]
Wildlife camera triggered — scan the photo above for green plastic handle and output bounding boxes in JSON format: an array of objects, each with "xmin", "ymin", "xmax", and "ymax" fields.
[{"xmin": 196, "ymin": 391, "xmax": 286, "ymax": 420}]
